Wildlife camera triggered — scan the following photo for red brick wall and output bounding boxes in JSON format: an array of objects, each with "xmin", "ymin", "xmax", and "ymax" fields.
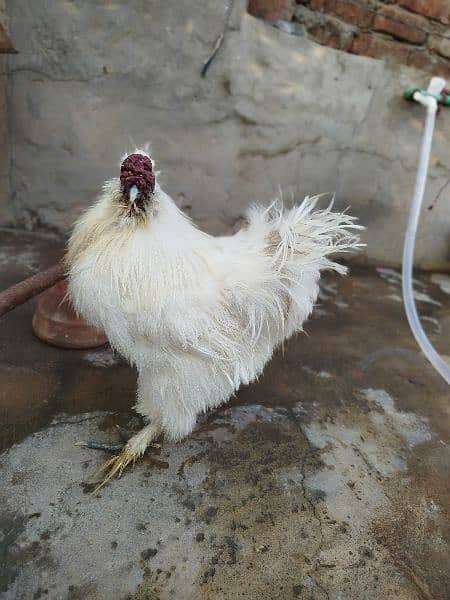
[{"xmin": 248, "ymin": 0, "xmax": 450, "ymax": 78}]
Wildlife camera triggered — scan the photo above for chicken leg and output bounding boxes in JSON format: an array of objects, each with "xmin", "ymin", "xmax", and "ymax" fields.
[{"xmin": 77, "ymin": 422, "xmax": 162, "ymax": 490}]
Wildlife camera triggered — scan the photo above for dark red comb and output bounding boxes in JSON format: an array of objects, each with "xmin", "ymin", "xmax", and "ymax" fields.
[{"xmin": 120, "ymin": 153, "xmax": 155, "ymax": 199}]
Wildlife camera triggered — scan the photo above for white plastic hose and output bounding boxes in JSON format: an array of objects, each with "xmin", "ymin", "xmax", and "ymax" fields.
[{"xmin": 402, "ymin": 77, "xmax": 450, "ymax": 385}]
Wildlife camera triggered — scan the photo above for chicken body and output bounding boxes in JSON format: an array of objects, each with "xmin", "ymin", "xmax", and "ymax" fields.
[{"xmin": 67, "ymin": 152, "xmax": 361, "ymax": 484}]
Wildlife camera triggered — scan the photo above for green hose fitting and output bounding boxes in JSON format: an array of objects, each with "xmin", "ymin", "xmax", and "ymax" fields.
[{"xmin": 403, "ymin": 86, "xmax": 450, "ymax": 106}]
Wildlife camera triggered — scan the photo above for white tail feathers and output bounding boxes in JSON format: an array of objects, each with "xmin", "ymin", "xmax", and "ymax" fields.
[{"xmin": 247, "ymin": 193, "xmax": 364, "ymax": 276}]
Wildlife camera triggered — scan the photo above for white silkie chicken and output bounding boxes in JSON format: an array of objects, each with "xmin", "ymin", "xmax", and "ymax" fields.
[{"xmin": 67, "ymin": 151, "xmax": 362, "ymax": 487}]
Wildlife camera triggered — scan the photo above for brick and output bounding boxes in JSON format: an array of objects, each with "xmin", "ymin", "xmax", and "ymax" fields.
[
  {"xmin": 310, "ymin": 0, "xmax": 374, "ymax": 28},
  {"xmin": 433, "ymin": 56, "xmax": 450, "ymax": 78},
  {"xmin": 351, "ymin": 32, "xmax": 410, "ymax": 63},
  {"xmin": 407, "ymin": 49, "xmax": 437, "ymax": 71},
  {"xmin": 428, "ymin": 34, "xmax": 450, "ymax": 59},
  {"xmin": 407, "ymin": 48, "xmax": 450, "ymax": 78},
  {"xmin": 396, "ymin": 0, "xmax": 450, "ymax": 25},
  {"xmin": 247, "ymin": 0, "xmax": 296, "ymax": 22},
  {"xmin": 373, "ymin": 6, "xmax": 427, "ymax": 44}
]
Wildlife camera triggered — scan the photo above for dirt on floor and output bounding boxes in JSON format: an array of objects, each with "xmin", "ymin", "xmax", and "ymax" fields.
[{"xmin": 0, "ymin": 228, "xmax": 449, "ymax": 600}]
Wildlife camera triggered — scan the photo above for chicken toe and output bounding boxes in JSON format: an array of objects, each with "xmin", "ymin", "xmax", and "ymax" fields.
[
  {"xmin": 78, "ymin": 422, "xmax": 162, "ymax": 491},
  {"xmin": 75, "ymin": 441, "xmax": 124, "ymax": 454}
]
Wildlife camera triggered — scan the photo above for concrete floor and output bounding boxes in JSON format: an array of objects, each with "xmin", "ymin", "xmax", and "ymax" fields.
[{"xmin": 0, "ymin": 228, "xmax": 449, "ymax": 600}]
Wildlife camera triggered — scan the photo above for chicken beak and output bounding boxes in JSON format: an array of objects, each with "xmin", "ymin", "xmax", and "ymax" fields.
[{"xmin": 129, "ymin": 185, "xmax": 139, "ymax": 206}]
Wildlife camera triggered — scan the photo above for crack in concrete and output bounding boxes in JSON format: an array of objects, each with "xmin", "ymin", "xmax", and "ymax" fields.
[
  {"xmin": 428, "ymin": 179, "xmax": 450, "ymax": 210},
  {"xmin": 286, "ymin": 406, "xmax": 333, "ymax": 599},
  {"xmin": 351, "ymin": 443, "xmax": 383, "ymax": 479}
]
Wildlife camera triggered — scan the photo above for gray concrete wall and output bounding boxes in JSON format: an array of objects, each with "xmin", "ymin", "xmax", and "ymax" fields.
[{"xmin": 3, "ymin": 0, "xmax": 450, "ymax": 269}]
